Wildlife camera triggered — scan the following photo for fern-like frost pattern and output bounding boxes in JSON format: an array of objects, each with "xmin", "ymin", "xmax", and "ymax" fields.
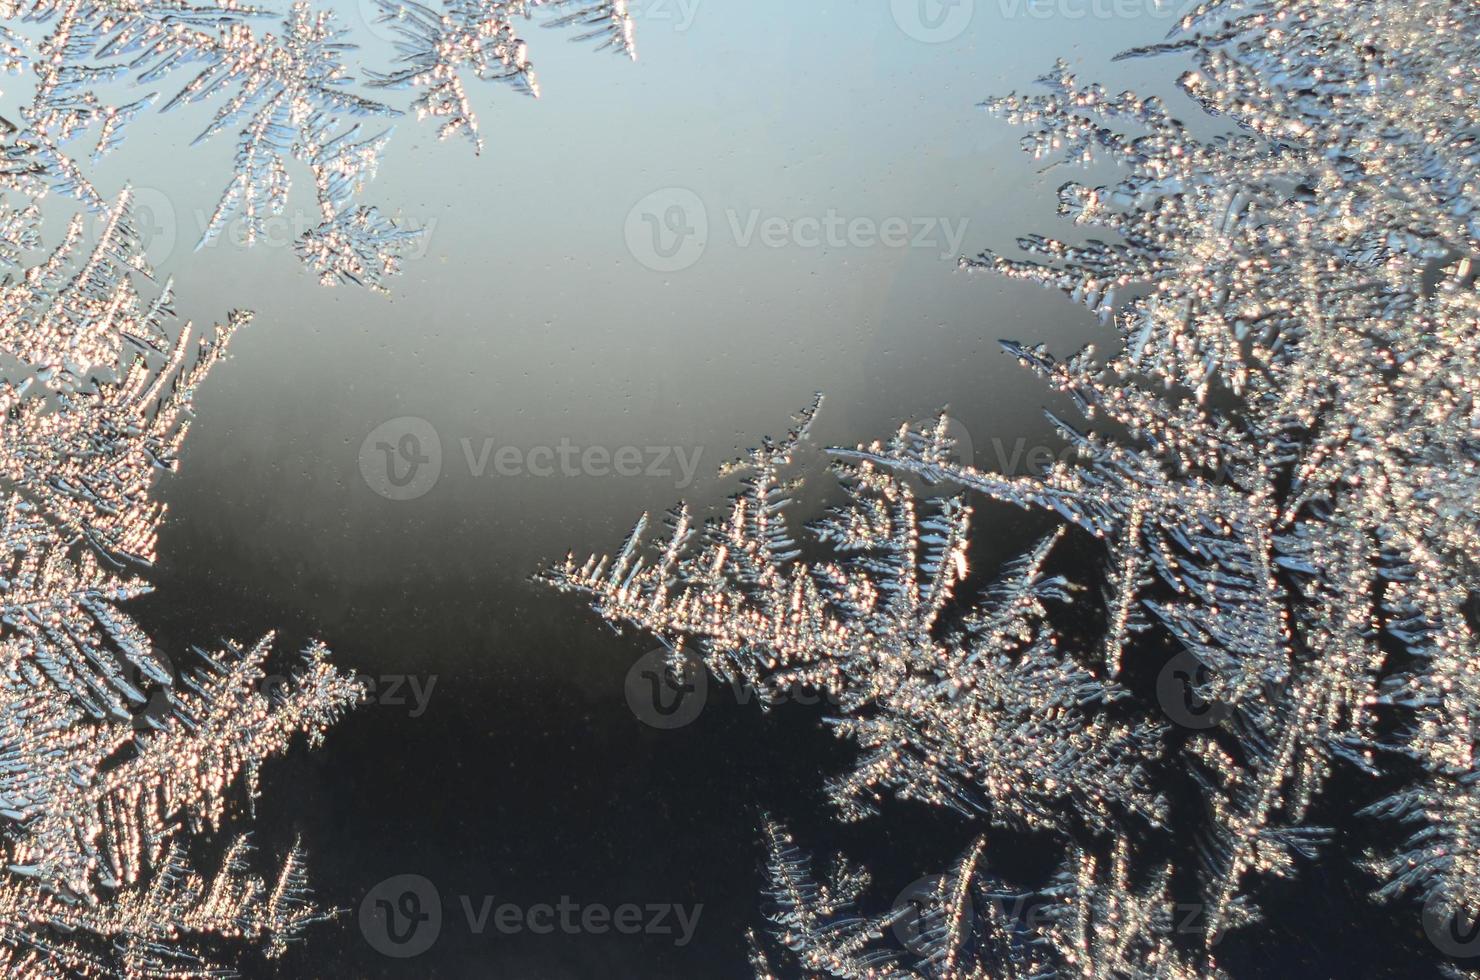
[
  {"xmin": 547, "ymin": 0, "xmax": 1480, "ymax": 975},
  {"xmin": 0, "ymin": 189, "xmax": 361, "ymax": 976},
  {"xmin": 0, "ymin": 0, "xmax": 638, "ymax": 288}
]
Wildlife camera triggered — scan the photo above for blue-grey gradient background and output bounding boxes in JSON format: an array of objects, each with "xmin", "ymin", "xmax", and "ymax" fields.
[{"xmin": 10, "ymin": 1, "xmax": 1441, "ymax": 976}]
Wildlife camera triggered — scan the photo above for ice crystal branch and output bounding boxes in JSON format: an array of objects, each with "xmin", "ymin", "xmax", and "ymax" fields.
[
  {"xmin": 0, "ymin": 190, "xmax": 361, "ymax": 975},
  {"xmin": 540, "ymin": 400, "xmax": 1167, "ymax": 834},
  {"xmin": 0, "ymin": 0, "xmax": 638, "ymax": 288},
  {"xmin": 748, "ymin": 820, "xmax": 1218, "ymax": 980},
  {"xmin": 549, "ymin": 0, "xmax": 1480, "ymax": 974},
  {"xmin": 367, "ymin": 0, "xmax": 634, "ymax": 152}
]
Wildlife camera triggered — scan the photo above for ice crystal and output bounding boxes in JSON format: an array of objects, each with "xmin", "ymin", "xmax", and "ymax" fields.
[
  {"xmin": 0, "ymin": 0, "xmax": 637, "ymax": 288},
  {"xmin": 748, "ymin": 820, "xmax": 1218, "ymax": 980},
  {"xmin": 0, "ymin": 189, "xmax": 361, "ymax": 975},
  {"xmin": 541, "ymin": 399, "xmax": 1167, "ymax": 835},
  {"xmin": 548, "ymin": 0, "xmax": 1480, "ymax": 974},
  {"xmin": 367, "ymin": 0, "xmax": 634, "ymax": 152}
]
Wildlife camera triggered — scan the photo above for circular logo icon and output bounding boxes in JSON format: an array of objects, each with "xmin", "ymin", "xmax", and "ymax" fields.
[
  {"xmin": 359, "ymin": 417, "xmax": 443, "ymax": 501},
  {"xmin": 892, "ymin": 873, "xmax": 976, "ymax": 955},
  {"xmin": 625, "ymin": 646, "xmax": 707, "ymax": 729},
  {"xmin": 625, "ymin": 188, "xmax": 708, "ymax": 272},
  {"xmin": 360, "ymin": 874, "xmax": 442, "ymax": 958},
  {"xmin": 356, "ymin": 0, "xmax": 405, "ymax": 43},
  {"xmin": 899, "ymin": 414, "xmax": 976, "ymax": 492},
  {"xmin": 891, "ymin": 0, "xmax": 974, "ymax": 43},
  {"xmin": 121, "ymin": 649, "xmax": 175, "ymax": 732},
  {"xmin": 96, "ymin": 187, "xmax": 177, "ymax": 269},
  {"xmin": 1155, "ymin": 649, "xmax": 1233, "ymax": 730},
  {"xmin": 257, "ymin": 672, "xmax": 292, "ymax": 704},
  {"xmin": 1424, "ymin": 893, "xmax": 1480, "ymax": 958},
  {"xmin": 939, "ymin": 414, "xmax": 976, "ymax": 470}
]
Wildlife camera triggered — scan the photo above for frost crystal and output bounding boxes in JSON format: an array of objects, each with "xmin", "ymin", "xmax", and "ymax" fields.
[
  {"xmin": 748, "ymin": 820, "xmax": 1218, "ymax": 980},
  {"xmin": 547, "ymin": 0, "xmax": 1480, "ymax": 974},
  {"xmin": 0, "ymin": 190, "xmax": 361, "ymax": 975},
  {"xmin": 367, "ymin": 0, "xmax": 634, "ymax": 152},
  {"xmin": 541, "ymin": 399, "xmax": 1167, "ymax": 834},
  {"xmin": 0, "ymin": 0, "xmax": 638, "ymax": 288}
]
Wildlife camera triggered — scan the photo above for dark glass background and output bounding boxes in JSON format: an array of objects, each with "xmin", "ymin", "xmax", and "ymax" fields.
[{"xmin": 47, "ymin": 1, "xmax": 1455, "ymax": 975}]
